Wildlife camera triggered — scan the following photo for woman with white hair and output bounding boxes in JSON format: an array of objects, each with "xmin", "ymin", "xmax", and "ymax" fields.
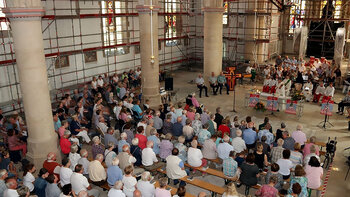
[
  {"xmin": 187, "ymin": 140, "xmax": 207, "ymax": 168},
  {"xmin": 130, "ymin": 138, "xmax": 142, "ymax": 167},
  {"xmin": 105, "ymin": 142, "xmax": 117, "ymax": 167},
  {"xmin": 159, "ymin": 133, "xmax": 173, "ymax": 160},
  {"xmin": 118, "ymin": 132, "xmax": 130, "ymax": 153},
  {"xmin": 136, "ymin": 171, "xmax": 155, "ymax": 197},
  {"xmin": 92, "ymin": 136, "xmax": 104, "ymax": 159},
  {"xmin": 107, "ymin": 157, "xmax": 123, "ymax": 187},
  {"xmin": 147, "ymin": 128, "xmax": 160, "ymax": 155},
  {"xmin": 69, "ymin": 144, "xmax": 81, "ymax": 170},
  {"xmin": 192, "ymin": 113, "xmax": 202, "ymax": 136}
]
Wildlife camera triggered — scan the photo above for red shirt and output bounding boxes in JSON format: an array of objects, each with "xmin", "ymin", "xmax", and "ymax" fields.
[
  {"xmin": 135, "ymin": 134, "xmax": 147, "ymax": 150},
  {"xmin": 59, "ymin": 137, "xmax": 71, "ymax": 154},
  {"xmin": 43, "ymin": 160, "xmax": 61, "ymax": 175},
  {"xmin": 218, "ymin": 125, "xmax": 230, "ymax": 138}
]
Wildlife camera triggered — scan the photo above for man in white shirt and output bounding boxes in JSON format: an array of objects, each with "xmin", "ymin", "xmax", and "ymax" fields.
[
  {"xmin": 88, "ymin": 154, "xmax": 107, "ymax": 186},
  {"xmin": 78, "ymin": 149, "xmax": 90, "ymax": 177},
  {"xmin": 59, "ymin": 158, "xmax": 73, "ymax": 187},
  {"xmin": 4, "ymin": 178, "xmax": 19, "ymax": 197},
  {"xmin": 195, "ymin": 73, "xmax": 209, "ymax": 98},
  {"xmin": 302, "ymin": 79, "xmax": 314, "ymax": 102},
  {"xmin": 136, "ymin": 171, "xmax": 155, "ymax": 197},
  {"xmin": 97, "ymin": 75, "xmax": 104, "ymax": 88},
  {"xmin": 313, "ymin": 82, "xmax": 326, "ymax": 103},
  {"xmin": 137, "ymin": 117, "xmax": 147, "ymax": 133},
  {"xmin": 142, "ymin": 141, "xmax": 164, "ymax": 172},
  {"xmin": 275, "ymin": 78, "xmax": 285, "ymax": 97},
  {"xmin": 108, "ymin": 181, "xmax": 125, "ymax": 197},
  {"xmin": 71, "ymin": 164, "xmax": 100, "ymax": 197},
  {"xmin": 209, "ymin": 72, "xmax": 218, "ymax": 95},
  {"xmin": 231, "ymin": 129, "xmax": 247, "ymax": 153},
  {"xmin": 217, "ymin": 135, "xmax": 234, "ymax": 161},
  {"xmin": 166, "ymin": 148, "xmax": 188, "ymax": 184}
]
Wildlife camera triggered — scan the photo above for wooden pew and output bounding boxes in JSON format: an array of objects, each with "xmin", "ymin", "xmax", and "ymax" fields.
[
  {"xmin": 306, "ymin": 140, "xmax": 327, "ymax": 156},
  {"xmin": 157, "ymin": 168, "xmax": 225, "ymax": 196},
  {"xmin": 154, "ymin": 181, "xmax": 196, "ymax": 197},
  {"xmin": 206, "ymin": 157, "xmax": 222, "ymax": 164},
  {"xmin": 184, "ymin": 163, "xmax": 237, "ymax": 182}
]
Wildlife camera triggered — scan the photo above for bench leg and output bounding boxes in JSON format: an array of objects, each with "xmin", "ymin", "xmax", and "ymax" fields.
[
  {"xmin": 245, "ymin": 186, "xmax": 250, "ymax": 196},
  {"xmin": 210, "ymin": 192, "xmax": 217, "ymax": 197}
]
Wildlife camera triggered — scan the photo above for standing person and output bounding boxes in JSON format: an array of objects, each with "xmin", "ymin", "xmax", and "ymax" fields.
[
  {"xmin": 195, "ymin": 73, "xmax": 209, "ymax": 98},
  {"xmin": 239, "ymin": 153, "xmax": 259, "ymax": 188},
  {"xmin": 34, "ymin": 168, "xmax": 49, "ymax": 197},
  {"xmin": 217, "ymin": 72, "xmax": 230, "ymax": 95},
  {"xmin": 71, "ymin": 164, "xmax": 100, "ymax": 197}
]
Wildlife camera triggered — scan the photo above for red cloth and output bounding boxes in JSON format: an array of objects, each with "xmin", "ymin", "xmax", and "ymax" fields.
[
  {"xmin": 135, "ymin": 134, "xmax": 147, "ymax": 150},
  {"xmin": 322, "ymin": 96, "xmax": 332, "ymax": 102},
  {"xmin": 313, "ymin": 94, "xmax": 322, "ymax": 103},
  {"xmin": 43, "ymin": 160, "xmax": 61, "ymax": 175},
  {"xmin": 184, "ymin": 104, "xmax": 190, "ymax": 111},
  {"xmin": 270, "ymin": 86, "xmax": 276, "ymax": 94},
  {"xmin": 218, "ymin": 125, "xmax": 230, "ymax": 138},
  {"xmin": 263, "ymin": 86, "xmax": 270, "ymax": 93},
  {"xmin": 59, "ymin": 138, "xmax": 71, "ymax": 154}
]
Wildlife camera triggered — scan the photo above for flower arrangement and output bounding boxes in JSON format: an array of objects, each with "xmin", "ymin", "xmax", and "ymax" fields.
[
  {"xmin": 254, "ymin": 101, "xmax": 266, "ymax": 112},
  {"xmin": 290, "ymin": 90, "xmax": 305, "ymax": 101}
]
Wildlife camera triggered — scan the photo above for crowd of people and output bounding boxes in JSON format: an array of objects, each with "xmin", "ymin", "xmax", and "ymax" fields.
[{"xmin": 0, "ymin": 62, "xmax": 331, "ymax": 197}]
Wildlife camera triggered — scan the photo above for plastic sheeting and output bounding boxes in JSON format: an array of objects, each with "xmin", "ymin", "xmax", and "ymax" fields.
[
  {"xmin": 293, "ymin": 26, "xmax": 308, "ymax": 59},
  {"xmin": 334, "ymin": 28, "xmax": 345, "ymax": 67}
]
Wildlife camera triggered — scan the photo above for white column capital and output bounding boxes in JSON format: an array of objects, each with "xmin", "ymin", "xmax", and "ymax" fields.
[{"xmin": 2, "ymin": 7, "xmax": 45, "ymax": 19}]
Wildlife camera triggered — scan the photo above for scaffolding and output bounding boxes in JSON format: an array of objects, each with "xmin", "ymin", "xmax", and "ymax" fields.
[{"xmin": 0, "ymin": 0, "xmax": 349, "ymax": 114}]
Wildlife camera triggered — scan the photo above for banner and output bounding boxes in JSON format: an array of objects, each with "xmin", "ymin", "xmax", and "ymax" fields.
[
  {"xmin": 285, "ymin": 99, "xmax": 297, "ymax": 115},
  {"xmin": 321, "ymin": 100, "xmax": 334, "ymax": 116},
  {"xmin": 266, "ymin": 96, "xmax": 278, "ymax": 111},
  {"xmin": 248, "ymin": 94, "xmax": 260, "ymax": 107}
]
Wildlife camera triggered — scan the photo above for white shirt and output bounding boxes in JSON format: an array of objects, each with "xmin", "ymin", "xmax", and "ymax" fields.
[
  {"xmin": 70, "ymin": 172, "xmax": 90, "ymax": 194},
  {"xmin": 91, "ymin": 81, "xmax": 97, "ymax": 89},
  {"xmin": 78, "ymin": 157, "xmax": 90, "ymax": 175},
  {"xmin": 188, "ymin": 147, "xmax": 203, "ymax": 167},
  {"xmin": 137, "ymin": 122, "xmax": 147, "ymax": 133},
  {"xmin": 113, "ymin": 106, "xmax": 122, "ymax": 120},
  {"xmin": 137, "ymin": 180, "xmax": 155, "ymax": 197},
  {"xmin": 69, "ymin": 153, "xmax": 81, "ymax": 171},
  {"xmin": 59, "ymin": 167, "xmax": 73, "ymax": 187},
  {"xmin": 97, "ymin": 122, "xmax": 108, "ymax": 134},
  {"xmin": 217, "ymin": 142, "xmax": 234, "ymax": 160},
  {"xmin": 108, "ymin": 188, "xmax": 126, "ymax": 197},
  {"xmin": 3, "ymin": 189, "xmax": 19, "ymax": 197},
  {"xmin": 195, "ymin": 77, "xmax": 205, "ymax": 85},
  {"xmin": 315, "ymin": 85, "xmax": 326, "ymax": 95},
  {"xmin": 97, "ymin": 79, "xmax": 104, "ymax": 87},
  {"xmin": 276, "ymin": 159, "xmax": 293, "ymax": 176},
  {"xmin": 304, "ymin": 153, "xmax": 320, "ymax": 166},
  {"xmin": 122, "ymin": 176, "xmax": 137, "ymax": 197},
  {"xmin": 325, "ymin": 86, "xmax": 335, "ymax": 97},
  {"xmin": 23, "ymin": 172, "xmax": 35, "ymax": 192},
  {"xmin": 104, "ymin": 149, "xmax": 117, "ymax": 167},
  {"xmin": 142, "ymin": 148, "xmax": 158, "ymax": 166},
  {"xmin": 231, "ymin": 137, "xmax": 247, "ymax": 153}
]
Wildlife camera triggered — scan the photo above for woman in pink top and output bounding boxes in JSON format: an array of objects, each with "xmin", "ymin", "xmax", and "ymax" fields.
[
  {"xmin": 7, "ymin": 129, "xmax": 27, "ymax": 156},
  {"xmin": 58, "ymin": 120, "xmax": 69, "ymax": 138},
  {"xmin": 118, "ymin": 108, "xmax": 128, "ymax": 122},
  {"xmin": 191, "ymin": 93, "xmax": 200, "ymax": 108},
  {"xmin": 155, "ymin": 177, "xmax": 171, "ymax": 197},
  {"xmin": 305, "ymin": 156, "xmax": 323, "ymax": 192},
  {"xmin": 186, "ymin": 108, "xmax": 196, "ymax": 121}
]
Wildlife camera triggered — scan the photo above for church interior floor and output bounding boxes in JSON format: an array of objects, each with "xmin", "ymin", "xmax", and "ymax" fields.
[{"xmin": 87, "ymin": 69, "xmax": 350, "ymax": 196}]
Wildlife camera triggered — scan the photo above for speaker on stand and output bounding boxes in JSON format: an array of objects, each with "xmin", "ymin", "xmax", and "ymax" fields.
[{"xmin": 165, "ymin": 78, "xmax": 173, "ymax": 91}]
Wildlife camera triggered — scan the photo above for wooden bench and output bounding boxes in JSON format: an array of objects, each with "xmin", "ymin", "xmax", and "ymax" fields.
[
  {"xmin": 306, "ymin": 140, "xmax": 327, "ymax": 156},
  {"xmin": 307, "ymin": 185, "xmax": 323, "ymax": 196},
  {"xmin": 154, "ymin": 181, "xmax": 196, "ymax": 197},
  {"xmin": 157, "ymin": 168, "xmax": 225, "ymax": 196},
  {"xmin": 184, "ymin": 163, "xmax": 237, "ymax": 182},
  {"xmin": 206, "ymin": 158, "xmax": 222, "ymax": 164}
]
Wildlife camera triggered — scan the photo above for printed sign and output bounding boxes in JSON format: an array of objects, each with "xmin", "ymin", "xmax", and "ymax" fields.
[
  {"xmin": 266, "ymin": 96, "xmax": 278, "ymax": 111},
  {"xmin": 248, "ymin": 94, "xmax": 260, "ymax": 107},
  {"xmin": 320, "ymin": 100, "xmax": 334, "ymax": 116},
  {"xmin": 285, "ymin": 99, "xmax": 297, "ymax": 115}
]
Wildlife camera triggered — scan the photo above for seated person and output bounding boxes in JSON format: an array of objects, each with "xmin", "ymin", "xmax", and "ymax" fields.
[
  {"xmin": 337, "ymin": 90, "xmax": 350, "ymax": 115},
  {"xmin": 323, "ymin": 82, "xmax": 335, "ymax": 101},
  {"xmin": 166, "ymin": 148, "xmax": 188, "ymax": 186},
  {"xmin": 255, "ymin": 176, "xmax": 278, "ymax": 197},
  {"xmin": 88, "ymin": 154, "xmax": 107, "ymax": 186},
  {"xmin": 223, "ymin": 151, "xmax": 239, "ymax": 179},
  {"xmin": 188, "ymin": 140, "xmax": 207, "ymax": 169},
  {"xmin": 313, "ymin": 82, "xmax": 326, "ymax": 103}
]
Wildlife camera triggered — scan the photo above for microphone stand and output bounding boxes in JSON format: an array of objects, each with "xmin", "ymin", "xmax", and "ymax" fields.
[{"xmin": 318, "ymin": 99, "xmax": 334, "ymax": 129}]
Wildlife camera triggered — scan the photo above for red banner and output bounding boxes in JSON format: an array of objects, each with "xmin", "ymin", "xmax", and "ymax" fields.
[
  {"xmin": 248, "ymin": 94, "xmax": 260, "ymax": 107},
  {"xmin": 266, "ymin": 96, "xmax": 278, "ymax": 111},
  {"xmin": 285, "ymin": 99, "xmax": 297, "ymax": 115}
]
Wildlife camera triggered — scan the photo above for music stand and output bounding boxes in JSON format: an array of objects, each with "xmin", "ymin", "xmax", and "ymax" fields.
[
  {"xmin": 318, "ymin": 99, "xmax": 334, "ymax": 129},
  {"xmin": 269, "ymin": 94, "xmax": 277, "ymax": 117}
]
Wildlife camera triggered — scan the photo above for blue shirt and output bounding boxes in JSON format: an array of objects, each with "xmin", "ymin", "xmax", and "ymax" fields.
[
  {"xmin": 243, "ymin": 128, "xmax": 257, "ymax": 145},
  {"xmin": 104, "ymin": 133, "xmax": 118, "ymax": 146},
  {"xmin": 118, "ymin": 140, "xmax": 130, "ymax": 153},
  {"xmin": 132, "ymin": 105, "xmax": 143, "ymax": 119},
  {"xmin": 172, "ymin": 122, "xmax": 183, "ymax": 137},
  {"xmin": 168, "ymin": 112, "xmax": 177, "ymax": 123},
  {"xmin": 258, "ymin": 129, "xmax": 274, "ymax": 145},
  {"xmin": 197, "ymin": 129, "xmax": 211, "ymax": 145},
  {"xmin": 107, "ymin": 165, "xmax": 123, "ymax": 186},
  {"xmin": 34, "ymin": 177, "xmax": 48, "ymax": 197},
  {"xmin": 223, "ymin": 157, "xmax": 238, "ymax": 177},
  {"xmin": 147, "ymin": 135, "xmax": 160, "ymax": 155},
  {"xmin": 53, "ymin": 119, "xmax": 61, "ymax": 131}
]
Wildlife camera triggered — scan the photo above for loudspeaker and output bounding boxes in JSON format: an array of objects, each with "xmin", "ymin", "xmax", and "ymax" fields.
[{"xmin": 165, "ymin": 78, "xmax": 173, "ymax": 91}]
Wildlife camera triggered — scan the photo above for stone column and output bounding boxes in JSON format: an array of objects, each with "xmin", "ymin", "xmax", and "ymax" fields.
[
  {"xmin": 3, "ymin": 0, "xmax": 60, "ymax": 167},
  {"xmin": 137, "ymin": 0, "xmax": 161, "ymax": 107},
  {"xmin": 203, "ymin": 0, "xmax": 224, "ymax": 85}
]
